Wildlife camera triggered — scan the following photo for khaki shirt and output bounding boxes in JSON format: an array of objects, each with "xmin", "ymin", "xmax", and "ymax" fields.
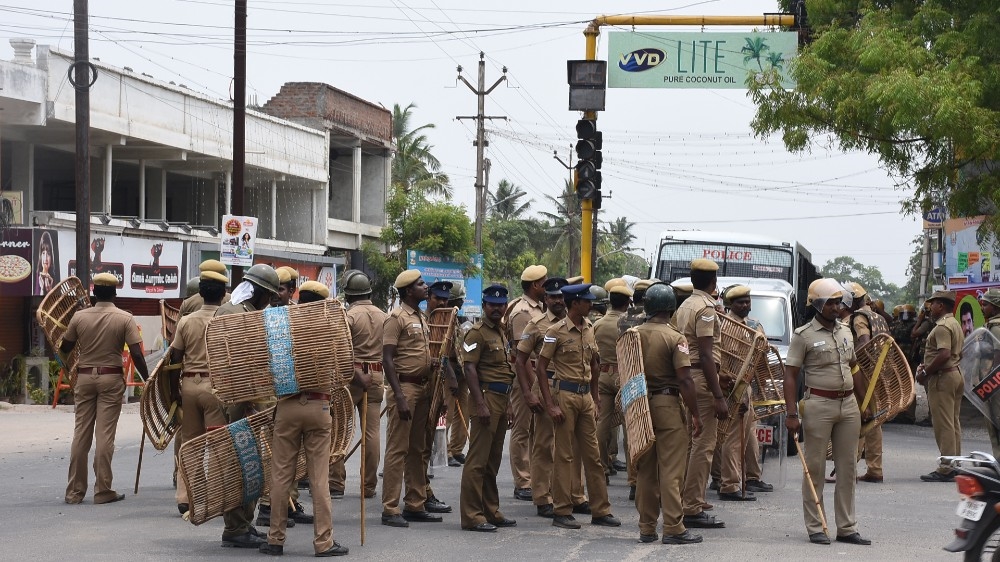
[
  {"xmin": 214, "ymin": 299, "xmax": 257, "ymax": 317},
  {"xmin": 850, "ymin": 305, "xmax": 890, "ymax": 343},
  {"xmin": 726, "ymin": 311, "xmax": 765, "ymax": 336},
  {"xmin": 346, "ymin": 300, "xmax": 388, "ymax": 363},
  {"xmin": 786, "ymin": 316, "xmax": 857, "ymax": 392},
  {"xmin": 636, "ymin": 321, "xmax": 690, "ymax": 391},
  {"xmin": 179, "ymin": 292, "xmax": 231, "ymax": 317},
  {"xmin": 383, "ymin": 302, "xmax": 431, "ymax": 379},
  {"xmin": 593, "ymin": 309, "xmax": 624, "ymax": 366},
  {"xmin": 65, "ymin": 302, "xmax": 142, "ymax": 368},
  {"xmin": 517, "ymin": 310, "xmax": 561, "ymax": 359},
  {"xmin": 462, "ymin": 318, "xmax": 514, "ymax": 384},
  {"xmin": 539, "ymin": 317, "xmax": 597, "ymax": 385},
  {"xmin": 169, "ymin": 305, "xmax": 220, "ymax": 372},
  {"xmin": 924, "ymin": 313, "xmax": 963, "ymax": 372},
  {"xmin": 674, "ymin": 289, "xmax": 721, "ymax": 366},
  {"xmin": 507, "ymin": 295, "xmax": 544, "ymax": 343}
]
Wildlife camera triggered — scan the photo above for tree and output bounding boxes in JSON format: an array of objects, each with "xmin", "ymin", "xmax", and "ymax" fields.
[
  {"xmin": 487, "ymin": 179, "xmax": 531, "ymax": 221},
  {"xmin": 392, "ymin": 103, "xmax": 452, "ymax": 199},
  {"xmin": 750, "ymin": 2, "xmax": 1000, "ymax": 235},
  {"xmin": 595, "ymin": 216, "xmax": 648, "ymax": 282},
  {"xmin": 537, "ymin": 180, "xmax": 581, "ymax": 276},
  {"xmin": 820, "ymin": 256, "xmax": 902, "ymax": 307}
]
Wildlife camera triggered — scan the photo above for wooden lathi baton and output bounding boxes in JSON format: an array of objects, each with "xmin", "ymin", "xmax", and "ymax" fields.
[
  {"xmin": 794, "ymin": 432, "xmax": 829, "ymax": 537},
  {"xmin": 361, "ymin": 391, "xmax": 368, "ymax": 546},
  {"xmin": 134, "ymin": 432, "xmax": 146, "ymax": 494},
  {"xmin": 455, "ymin": 399, "xmax": 470, "ymax": 439}
]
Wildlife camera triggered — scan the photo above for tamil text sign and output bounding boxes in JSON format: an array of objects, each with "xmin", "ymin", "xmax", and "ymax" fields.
[
  {"xmin": 406, "ymin": 250, "xmax": 483, "ymax": 317},
  {"xmin": 608, "ymin": 31, "xmax": 797, "ymax": 89}
]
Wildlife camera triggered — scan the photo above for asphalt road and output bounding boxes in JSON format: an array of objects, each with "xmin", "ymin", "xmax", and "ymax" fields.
[{"xmin": 0, "ymin": 401, "xmax": 984, "ymax": 561}]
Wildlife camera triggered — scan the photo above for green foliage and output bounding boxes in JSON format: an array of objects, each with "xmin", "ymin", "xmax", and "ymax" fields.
[
  {"xmin": 392, "ymin": 103, "xmax": 451, "ymax": 199},
  {"xmin": 487, "ymin": 180, "xmax": 532, "ymax": 222},
  {"xmin": 820, "ymin": 255, "xmax": 903, "ymax": 307},
  {"xmin": 0, "ymin": 356, "xmax": 25, "ymax": 399},
  {"xmin": 27, "ymin": 383, "xmax": 47, "ymax": 405},
  {"xmin": 751, "ymin": 1, "xmax": 1000, "ymax": 236}
]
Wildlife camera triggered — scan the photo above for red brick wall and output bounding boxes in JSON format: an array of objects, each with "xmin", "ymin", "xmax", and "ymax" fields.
[{"xmin": 262, "ymin": 82, "xmax": 392, "ymax": 145}]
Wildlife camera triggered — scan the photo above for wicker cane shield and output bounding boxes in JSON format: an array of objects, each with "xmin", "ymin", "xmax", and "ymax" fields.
[
  {"xmin": 139, "ymin": 353, "xmax": 182, "ymax": 450},
  {"xmin": 427, "ymin": 307, "xmax": 458, "ymax": 424},
  {"xmin": 717, "ymin": 315, "xmax": 769, "ymax": 434},
  {"xmin": 615, "ymin": 328, "xmax": 655, "ymax": 465},
  {"xmin": 36, "ymin": 276, "xmax": 90, "ymax": 386},
  {"xmin": 160, "ymin": 299, "xmax": 181, "ymax": 345}
]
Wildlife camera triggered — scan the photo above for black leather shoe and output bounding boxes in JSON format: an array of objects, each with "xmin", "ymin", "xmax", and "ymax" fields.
[
  {"xmin": 248, "ymin": 526, "xmax": 266, "ymax": 538},
  {"xmin": 330, "ymin": 489, "xmax": 345, "ymax": 499},
  {"xmin": 464, "ymin": 522, "xmax": 497, "ymax": 532},
  {"xmin": 809, "ymin": 532, "xmax": 831, "ymax": 545},
  {"xmin": 178, "ymin": 503, "xmax": 189, "ymax": 515},
  {"xmin": 628, "ymin": 486, "xmax": 636, "ymax": 501},
  {"xmin": 289, "ymin": 502, "xmax": 314, "ymax": 524},
  {"xmin": 683, "ymin": 512, "xmax": 725, "ymax": 529},
  {"xmin": 746, "ymin": 479, "xmax": 774, "ymax": 492},
  {"xmin": 425, "ymin": 496, "xmax": 452, "ymax": 513},
  {"xmin": 402, "ymin": 510, "xmax": 443, "ymax": 523},
  {"xmin": 591, "ymin": 514, "xmax": 621, "ymax": 527},
  {"xmin": 639, "ymin": 533, "xmax": 658, "ymax": 543},
  {"xmin": 612, "ymin": 459, "xmax": 627, "ymax": 472},
  {"xmin": 297, "ymin": 478, "xmax": 310, "ymax": 490},
  {"xmin": 448, "ymin": 457, "xmax": 462, "ymax": 467},
  {"xmin": 718, "ymin": 491, "xmax": 756, "ymax": 502},
  {"xmin": 381, "ymin": 514, "xmax": 409, "ymax": 527},
  {"xmin": 552, "ymin": 515, "xmax": 581, "ymax": 529},
  {"xmin": 222, "ymin": 532, "xmax": 265, "ymax": 548},
  {"xmin": 513, "ymin": 487, "xmax": 533, "ymax": 501},
  {"xmin": 572, "ymin": 501, "xmax": 591, "ymax": 514},
  {"xmin": 259, "ymin": 543, "xmax": 284, "ymax": 555},
  {"xmin": 662, "ymin": 530, "xmax": 703, "ymax": 545},
  {"xmin": 315, "ymin": 542, "xmax": 350, "ymax": 556},
  {"xmin": 489, "ymin": 517, "xmax": 516, "ymax": 528},
  {"xmin": 453, "ymin": 453, "xmax": 466, "ymax": 464},
  {"xmin": 256, "ymin": 506, "xmax": 295, "ymax": 528},
  {"xmin": 836, "ymin": 532, "xmax": 872, "ymax": 545},
  {"xmin": 536, "ymin": 504, "xmax": 554, "ymax": 518},
  {"xmin": 709, "ymin": 479, "xmax": 720, "ymax": 491},
  {"xmin": 920, "ymin": 471, "xmax": 955, "ymax": 482}
]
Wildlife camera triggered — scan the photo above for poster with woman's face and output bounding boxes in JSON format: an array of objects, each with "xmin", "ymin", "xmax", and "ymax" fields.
[{"xmin": 33, "ymin": 228, "xmax": 60, "ymax": 296}]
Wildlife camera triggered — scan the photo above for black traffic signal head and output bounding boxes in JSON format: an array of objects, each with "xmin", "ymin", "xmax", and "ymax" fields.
[{"xmin": 576, "ymin": 119, "xmax": 597, "ymax": 139}]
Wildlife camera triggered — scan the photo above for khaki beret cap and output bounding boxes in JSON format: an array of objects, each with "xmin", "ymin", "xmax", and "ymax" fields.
[
  {"xmin": 277, "ymin": 266, "xmax": 299, "ymax": 281},
  {"xmin": 566, "ymin": 275, "xmax": 584, "ymax": 285},
  {"xmin": 634, "ymin": 279, "xmax": 652, "ymax": 292},
  {"xmin": 604, "ymin": 278, "xmax": 627, "ymax": 291},
  {"xmin": 929, "ymin": 289, "xmax": 956, "ymax": 304},
  {"xmin": 691, "ymin": 258, "xmax": 719, "ymax": 272},
  {"xmin": 609, "ymin": 285, "xmax": 633, "ymax": 297},
  {"xmin": 299, "ymin": 280, "xmax": 330, "ymax": 299},
  {"xmin": 724, "ymin": 284, "xmax": 751, "ymax": 304},
  {"xmin": 92, "ymin": 272, "xmax": 119, "ymax": 287},
  {"xmin": 671, "ymin": 281, "xmax": 694, "ymax": 296},
  {"xmin": 521, "ymin": 265, "xmax": 548, "ymax": 282},
  {"xmin": 394, "ymin": 269, "xmax": 423, "ymax": 289},
  {"xmin": 199, "ymin": 259, "xmax": 227, "ymax": 274},
  {"xmin": 276, "ymin": 267, "xmax": 292, "ymax": 284},
  {"xmin": 200, "ymin": 270, "xmax": 229, "ymax": 284}
]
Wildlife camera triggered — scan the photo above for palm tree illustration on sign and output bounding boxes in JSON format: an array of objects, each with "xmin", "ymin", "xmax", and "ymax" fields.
[
  {"xmin": 766, "ymin": 51, "xmax": 785, "ymax": 71},
  {"xmin": 741, "ymin": 36, "xmax": 770, "ymax": 71}
]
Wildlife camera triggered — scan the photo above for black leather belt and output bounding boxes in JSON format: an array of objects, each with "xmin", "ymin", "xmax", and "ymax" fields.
[
  {"xmin": 650, "ymin": 387, "xmax": 679, "ymax": 396},
  {"xmin": 553, "ymin": 379, "xmax": 590, "ymax": 394},
  {"xmin": 483, "ymin": 382, "xmax": 513, "ymax": 395},
  {"xmin": 398, "ymin": 374, "xmax": 428, "ymax": 385}
]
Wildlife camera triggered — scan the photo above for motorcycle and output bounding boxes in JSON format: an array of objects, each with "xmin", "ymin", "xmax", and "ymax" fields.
[{"xmin": 942, "ymin": 452, "xmax": 1000, "ymax": 561}]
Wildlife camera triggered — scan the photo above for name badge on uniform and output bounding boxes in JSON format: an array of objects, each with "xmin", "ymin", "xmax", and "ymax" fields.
[
  {"xmin": 813, "ymin": 341, "xmax": 826, "ymax": 348},
  {"xmin": 412, "ymin": 323, "xmax": 422, "ymax": 328}
]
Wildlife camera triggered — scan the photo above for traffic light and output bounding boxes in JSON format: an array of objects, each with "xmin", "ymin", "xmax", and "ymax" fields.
[{"xmin": 575, "ymin": 118, "xmax": 602, "ymax": 204}]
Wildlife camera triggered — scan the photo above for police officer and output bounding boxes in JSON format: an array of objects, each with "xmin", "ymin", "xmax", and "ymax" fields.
[
  {"xmin": 675, "ymin": 259, "xmax": 727, "ymax": 529},
  {"xmin": 447, "ymin": 283, "xmax": 472, "ymax": 467},
  {"xmin": 594, "ymin": 283, "xmax": 631, "ymax": 479},
  {"xmin": 503, "ymin": 264, "xmax": 548, "ymax": 502},
  {"xmin": 536, "ymin": 284, "xmax": 621, "ymax": 530},
  {"xmin": 459, "ymin": 284, "xmax": 519, "ymax": 532},
  {"xmin": 60, "ymin": 272, "xmax": 149, "ymax": 506},
  {"xmin": 214, "ymin": 263, "xmax": 279, "ymax": 545},
  {"xmin": 273, "ymin": 266, "xmax": 299, "ymax": 307},
  {"xmin": 259, "ymin": 279, "xmax": 347, "ymax": 557},
  {"xmin": 179, "ymin": 260, "xmax": 231, "ymax": 316},
  {"xmin": 381, "ymin": 270, "xmax": 439, "ymax": 527},
  {"xmin": 619, "ymin": 279, "xmax": 651, "ymax": 334},
  {"xmin": 917, "ymin": 290, "xmax": 964, "ymax": 482},
  {"xmin": 633, "ymin": 283, "xmax": 703, "ymax": 545},
  {"xmin": 329, "ymin": 271, "xmax": 386, "ymax": 500},
  {"xmin": 589, "ymin": 285, "xmax": 609, "ymax": 322},
  {"xmin": 893, "ymin": 304, "xmax": 917, "ymax": 367},
  {"xmin": 784, "ymin": 278, "xmax": 870, "ymax": 546},
  {"xmin": 847, "ymin": 282, "xmax": 891, "ymax": 483},
  {"xmin": 422, "ymin": 280, "xmax": 457, "ymax": 514}
]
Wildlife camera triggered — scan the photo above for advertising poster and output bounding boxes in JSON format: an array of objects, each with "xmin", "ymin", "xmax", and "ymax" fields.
[
  {"xmin": 945, "ymin": 216, "xmax": 1000, "ymax": 286},
  {"xmin": 32, "ymin": 228, "xmax": 61, "ymax": 296},
  {"xmin": 221, "ymin": 215, "xmax": 258, "ymax": 267},
  {"xmin": 316, "ymin": 266, "xmax": 338, "ymax": 297},
  {"xmin": 0, "ymin": 228, "xmax": 34, "ymax": 296},
  {"xmin": 406, "ymin": 250, "xmax": 484, "ymax": 317},
  {"xmin": 59, "ymin": 231, "xmax": 184, "ymax": 298}
]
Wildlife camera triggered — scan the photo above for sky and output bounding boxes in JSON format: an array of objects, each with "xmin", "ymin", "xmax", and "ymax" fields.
[{"xmin": 0, "ymin": 0, "xmax": 923, "ymax": 287}]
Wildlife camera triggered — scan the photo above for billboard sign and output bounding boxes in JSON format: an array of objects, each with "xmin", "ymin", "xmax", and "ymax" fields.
[{"xmin": 406, "ymin": 250, "xmax": 484, "ymax": 317}]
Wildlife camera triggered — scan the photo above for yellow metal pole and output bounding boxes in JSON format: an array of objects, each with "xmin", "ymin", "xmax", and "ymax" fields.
[{"xmin": 580, "ymin": 24, "xmax": 599, "ymax": 283}]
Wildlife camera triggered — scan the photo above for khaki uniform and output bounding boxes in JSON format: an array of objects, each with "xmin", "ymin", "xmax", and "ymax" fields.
[
  {"xmin": 505, "ymin": 295, "xmax": 544, "ymax": 490},
  {"xmin": 448, "ymin": 318, "xmax": 472, "ymax": 457},
  {"xmin": 787, "ymin": 317, "xmax": 860, "ymax": 536},
  {"xmin": 539, "ymin": 318, "xmax": 612, "ymax": 518},
  {"xmin": 381, "ymin": 302, "xmax": 433, "ymax": 515},
  {"xmin": 330, "ymin": 300, "xmax": 387, "ymax": 497},
  {"xmin": 519, "ymin": 312, "xmax": 585, "ymax": 508},
  {"xmin": 179, "ymin": 292, "xmax": 231, "ymax": 317},
  {"xmin": 459, "ymin": 318, "xmax": 515, "ymax": 527},
  {"xmin": 63, "ymin": 302, "xmax": 140, "ymax": 504},
  {"xmin": 924, "ymin": 313, "xmax": 964, "ymax": 473},
  {"xmin": 851, "ymin": 307, "xmax": 890, "ymax": 478},
  {"xmin": 593, "ymin": 310, "xmax": 626, "ymax": 477},
  {"xmin": 634, "ymin": 321, "xmax": 692, "ymax": 536},
  {"xmin": 675, "ymin": 289, "xmax": 723, "ymax": 515}
]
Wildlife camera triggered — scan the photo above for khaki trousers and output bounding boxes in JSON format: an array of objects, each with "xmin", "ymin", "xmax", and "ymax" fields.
[
  {"xmin": 381, "ymin": 382, "xmax": 431, "ymax": 515},
  {"xmin": 459, "ymin": 390, "xmax": 510, "ymax": 527},
  {"xmin": 66, "ymin": 373, "xmax": 125, "ymax": 504},
  {"xmin": 596, "ymin": 370, "xmax": 621, "ymax": 473},
  {"xmin": 636, "ymin": 394, "xmax": 689, "ymax": 536},
  {"xmin": 266, "ymin": 397, "xmax": 334, "ymax": 554},
  {"xmin": 928, "ymin": 370, "xmax": 964, "ymax": 473},
  {"xmin": 223, "ymin": 402, "xmax": 256, "ymax": 537},
  {"xmin": 801, "ymin": 393, "xmax": 860, "ymax": 536},
  {"xmin": 682, "ymin": 371, "xmax": 719, "ymax": 515},
  {"xmin": 711, "ymin": 410, "xmax": 762, "ymax": 484},
  {"xmin": 448, "ymin": 372, "xmax": 470, "ymax": 457},
  {"xmin": 860, "ymin": 426, "xmax": 883, "ymax": 477},
  {"xmin": 330, "ymin": 379, "xmax": 383, "ymax": 495},
  {"xmin": 175, "ymin": 375, "xmax": 228, "ymax": 505},
  {"xmin": 508, "ymin": 379, "xmax": 534, "ymax": 489},
  {"xmin": 551, "ymin": 388, "xmax": 611, "ymax": 518},
  {"xmin": 718, "ymin": 411, "xmax": 749, "ymax": 494},
  {"xmin": 530, "ymin": 380, "xmax": 586, "ymax": 507}
]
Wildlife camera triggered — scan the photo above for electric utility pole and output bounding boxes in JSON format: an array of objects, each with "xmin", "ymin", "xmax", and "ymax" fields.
[{"xmin": 456, "ymin": 53, "xmax": 506, "ymax": 254}]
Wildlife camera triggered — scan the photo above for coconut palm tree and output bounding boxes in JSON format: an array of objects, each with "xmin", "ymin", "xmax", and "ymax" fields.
[
  {"xmin": 766, "ymin": 51, "xmax": 785, "ymax": 71},
  {"xmin": 741, "ymin": 36, "xmax": 770, "ymax": 71},
  {"xmin": 537, "ymin": 180, "xmax": 581, "ymax": 275},
  {"xmin": 487, "ymin": 179, "xmax": 532, "ymax": 221},
  {"xmin": 601, "ymin": 216, "xmax": 637, "ymax": 250},
  {"xmin": 392, "ymin": 102, "xmax": 452, "ymax": 199}
]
